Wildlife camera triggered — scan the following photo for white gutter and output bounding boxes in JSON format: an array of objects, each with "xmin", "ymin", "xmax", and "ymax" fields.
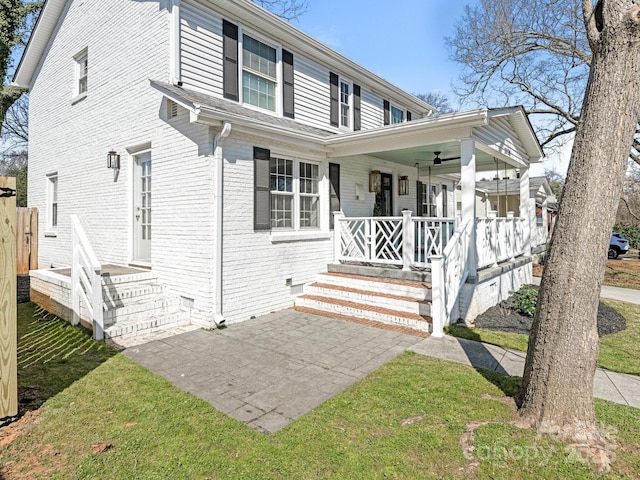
[{"xmin": 212, "ymin": 121, "xmax": 232, "ymax": 327}]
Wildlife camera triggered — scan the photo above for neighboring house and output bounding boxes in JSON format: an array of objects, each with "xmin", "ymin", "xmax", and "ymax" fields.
[
  {"xmin": 475, "ymin": 176, "xmax": 557, "ymax": 248},
  {"xmin": 13, "ymin": 0, "xmax": 544, "ymax": 342}
]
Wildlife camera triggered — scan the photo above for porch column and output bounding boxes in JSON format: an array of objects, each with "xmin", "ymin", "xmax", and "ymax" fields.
[
  {"xmin": 519, "ymin": 167, "xmax": 532, "ymax": 256},
  {"xmin": 460, "ymin": 138, "xmax": 477, "ymax": 279}
]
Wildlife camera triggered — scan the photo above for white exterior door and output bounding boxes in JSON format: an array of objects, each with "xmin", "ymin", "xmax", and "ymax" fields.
[{"xmin": 133, "ymin": 151, "xmax": 151, "ymax": 264}]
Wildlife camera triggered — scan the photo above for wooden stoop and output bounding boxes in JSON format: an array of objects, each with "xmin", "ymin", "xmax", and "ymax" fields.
[{"xmin": 295, "ymin": 266, "xmax": 433, "ymax": 334}]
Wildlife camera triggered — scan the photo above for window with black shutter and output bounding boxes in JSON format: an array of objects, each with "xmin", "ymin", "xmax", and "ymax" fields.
[
  {"xmin": 254, "ymin": 147, "xmax": 271, "ymax": 231},
  {"xmin": 383, "ymin": 99, "xmax": 390, "ymax": 125},
  {"xmin": 222, "ymin": 20, "xmax": 239, "ymax": 101},
  {"xmin": 282, "ymin": 49, "xmax": 295, "ymax": 118},
  {"xmin": 330, "ymin": 72, "xmax": 339, "ymax": 127},
  {"xmin": 329, "ymin": 163, "xmax": 341, "ymax": 229},
  {"xmin": 353, "ymin": 84, "xmax": 361, "ymax": 131}
]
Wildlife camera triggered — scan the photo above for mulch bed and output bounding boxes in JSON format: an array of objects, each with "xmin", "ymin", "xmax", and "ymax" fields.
[{"xmin": 473, "ymin": 286, "xmax": 627, "ymax": 337}]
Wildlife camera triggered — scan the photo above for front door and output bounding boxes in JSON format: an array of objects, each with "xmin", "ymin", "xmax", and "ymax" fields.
[
  {"xmin": 376, "ymin": 173, "xmax": 393, "ymax": 216},
  {"xmin": 133, "ymin": 151, "xmax": 151, "ymax": 264}
]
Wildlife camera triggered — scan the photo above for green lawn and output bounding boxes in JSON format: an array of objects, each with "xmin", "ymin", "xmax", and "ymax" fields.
[
  {"xmin": 448, "ymin": 299, "xmax": 640, "ymax": 376},
  {"xmin": 2, "ymin": 303, "xmax": 640, "ymax": 478}
]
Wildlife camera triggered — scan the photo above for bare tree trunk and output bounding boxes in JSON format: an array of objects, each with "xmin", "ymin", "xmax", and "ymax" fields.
[{"xmin": 517, "ymin": 0, "xmax": 640, "ymax": 443}]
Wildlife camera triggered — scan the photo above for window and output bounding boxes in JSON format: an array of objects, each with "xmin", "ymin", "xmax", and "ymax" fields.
[
  {"xmin": 391, "ymin": 105, "xmax": 404, "ymax": 124},
  {"xmin": 422, "ymin": 184, "xmax": 438, "ymax": 217},
  {"xmin": 340, "ymin": 81, "xmax": 350, "ymax": 127},
  {"xmin": 47, "ymin": 174, "xmax": 58, "ymax": 229},
  {"xmin": 74, "ymin": 49, "xmax": 88, "ymax": 97},
  {"xmin": 270, "ymin": 157, "xmax": 319, "ymax": 229},
  {"xmin": 242, "ymin": 34, "xmax": 277, "ymax": 111}
]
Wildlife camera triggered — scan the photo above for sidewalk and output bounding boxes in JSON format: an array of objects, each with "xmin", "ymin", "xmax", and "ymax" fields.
[
  {"xmin": 409, "ymin": 335, "xmax": 640, "ymax": 408},
  {"xmin": 531, "ymin": 276, "xmax": 640, "ymax": 305}
]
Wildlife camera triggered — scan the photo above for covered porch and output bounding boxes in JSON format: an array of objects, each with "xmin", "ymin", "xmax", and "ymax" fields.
[{"xmin": 324, "ymin": 107, "xmax": 544, "ymax": 336}]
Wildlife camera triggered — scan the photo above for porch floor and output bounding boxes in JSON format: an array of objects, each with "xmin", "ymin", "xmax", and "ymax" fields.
[{"xmin": 50, "ymin": 263, "xmax": 149, "ymax": 277}]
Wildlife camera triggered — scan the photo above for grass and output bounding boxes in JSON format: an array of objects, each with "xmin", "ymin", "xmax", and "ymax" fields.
[
  {"xmin": 2, "ymin": 303, "xmax": 640, "ymax": 478},
  {"xmin": 447, "ymin": 299, "xmax": 640, "ymax": 376},
  {"xmin": 604, "ymin": 249, "xmax": 640, "ymax": 290}
]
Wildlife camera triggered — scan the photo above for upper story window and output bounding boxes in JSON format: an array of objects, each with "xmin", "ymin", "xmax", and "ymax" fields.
[
  {"xmin": 242, "ymin": 34, "xmax": 277, "ymax": 111},
  {"xmin": 391, "ymin": 105, "xmax": 404, "ymax": 124},
  {"xmin": 270, "ymin": 157, "xmax": 319, "ymax": 229},
  {"xmin": 340, "ymin": 81, "xmax": 350, "ymax": 128},
  {"xmin": 47, "ymin": 173, "xmax": 58, "ymax": 230},
  {"xmin": 74, "ymin": 48, "xmax": 88, "ymax": 98}
]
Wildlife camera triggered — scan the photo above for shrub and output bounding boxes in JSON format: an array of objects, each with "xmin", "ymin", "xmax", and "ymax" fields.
[{"xmin": 510, "ymin": 285, "xmax": 538, "ymax": 317}]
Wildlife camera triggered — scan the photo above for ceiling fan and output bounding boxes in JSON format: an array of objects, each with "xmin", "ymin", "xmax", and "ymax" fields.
[{"xmin": 432, "ymin": 151, "xmax": 461, "ymax": 165}]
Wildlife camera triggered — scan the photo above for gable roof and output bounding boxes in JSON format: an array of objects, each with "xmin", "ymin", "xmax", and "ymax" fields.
[{"xmin": 12, "ymin": 0, "xmax": 435, "ymax": 116}]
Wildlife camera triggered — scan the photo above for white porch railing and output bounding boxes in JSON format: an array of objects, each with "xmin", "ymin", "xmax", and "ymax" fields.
[
  {"xmin": 430, "ymin": 218, "xmax": 473, "ymax": 337},
  {"xmin": 533, "ymin": 224, "xmax": 548, "ymax": 248},
  {"xmin": 334, "ymin": 211, "xmax": 456, "ymax": 269},
  {"xmin": 476, "ymin": 213, "xmax": 527, "ymax": 270},
  {"xmin": 71, "ymin": 215, "xmax": 104, "ymax": 340}
]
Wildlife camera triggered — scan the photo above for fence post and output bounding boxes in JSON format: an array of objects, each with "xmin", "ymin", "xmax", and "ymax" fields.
[
  {"xmin": 333, "ymin": 211, "xmax": 344, "ymax": 263},
  {"xmin": 430, "ymin": 255, "xmax": 445, "ymax": 337},
  {"xmin": 0, "ymin": 176, "xmax": 18, "ymax": 417},
  {"xmin": 402, "ymin": 210, "xmax": 414, "ymax": 271}
]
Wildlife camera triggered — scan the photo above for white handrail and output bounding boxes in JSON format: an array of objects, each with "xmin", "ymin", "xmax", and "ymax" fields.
[
  {"xmin": 431, "ymin": 218, "xmax": 473, "ymax": 337},
  {"xmin": 70, "ymin": 215, "xmax": 103, "ymax": 340}
]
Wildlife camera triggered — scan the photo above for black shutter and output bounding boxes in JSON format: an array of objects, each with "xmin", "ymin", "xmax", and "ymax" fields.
[
  {"xmin": 254, "ymin": 147, "xmax": 271, "ymax": 231},
  {"xmin": 416, "ymin": 181, "xmax": 424, "ymax": 216},
  {"xmin": 407, "ymin": 111, "xmax": 412, "ymax": 121},
  {"xmin": 223, "ymin": 20, "xmax": 239, "ymax": 101},
  {"xmin": 329, "ymin": 163, "xmax": 341, "ymax": 229},
  {"xmin": 330, "ymin": 72, "xmax": 339, "ymax": 127},
  {"xmin": 282, "ymin": 49, "xmax": 295, "ymax": 119},
  {"xmin": 353, "ymin": 84, "xmax": 361, "ymax": 131},
  {"xmin": 383, "ymin": 99, "xmax": 390, "ymax": 125}
]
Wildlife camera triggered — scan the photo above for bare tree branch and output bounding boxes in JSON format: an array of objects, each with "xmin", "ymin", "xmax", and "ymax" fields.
[{"xmin": 253, "ymin": 0, "xmax": 308, "ymax": 21}]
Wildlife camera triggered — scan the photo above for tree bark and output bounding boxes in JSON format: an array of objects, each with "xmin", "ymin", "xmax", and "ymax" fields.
[{"xmin": 517, "ymin": 0, "xmax": 640, "ymax": 443}]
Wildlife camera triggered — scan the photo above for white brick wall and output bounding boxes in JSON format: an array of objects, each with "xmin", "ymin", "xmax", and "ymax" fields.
[{"xmin": 26, "ymin": 0, "xmax": 441, "ymax": 329}]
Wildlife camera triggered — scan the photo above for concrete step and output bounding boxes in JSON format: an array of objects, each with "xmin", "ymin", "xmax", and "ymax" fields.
[
  {"xmin": 101, "ymin": 269, "xmax": 157, "ymax": 286},
  {"xmin": 295, "ymin": 294, "xmax": 432, "ymax": 332},
  {"xmin": 303, "ymin": 282, "xmax": 431, "ymax": 316},
  {"xmin": 316, "ymin": 272, "xmax": 432, "ymax": 301}
]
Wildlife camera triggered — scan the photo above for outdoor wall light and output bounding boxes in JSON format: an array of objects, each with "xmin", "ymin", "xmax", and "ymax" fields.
[
  {"xmin": 369, "ymin": 170, "xmax": 381, "ymax": 193},
  {"xmin": 398, "ymin": 175, "xmax": 409, "ymax": 195},
  {"xmin": 107, "ymin": 150, "xmax": 120, "ymax": 170}
]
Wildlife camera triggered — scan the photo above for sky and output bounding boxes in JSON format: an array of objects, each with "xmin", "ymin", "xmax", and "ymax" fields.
[{"xmin": 292, "ymin": 0, "xmax": 570, "ymax": 177}]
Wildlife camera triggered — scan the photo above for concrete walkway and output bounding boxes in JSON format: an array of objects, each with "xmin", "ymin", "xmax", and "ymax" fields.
[
  {"xmin": 532, "ymin": 276, "xmax": 640, "ymax": 305},
  {"xmin": 124, "ymin": 310, "xmax": 640, "ymax": 434},
  {"xmin": 409, "ymin": 335, "xmax": 640, "ymax": 409}
]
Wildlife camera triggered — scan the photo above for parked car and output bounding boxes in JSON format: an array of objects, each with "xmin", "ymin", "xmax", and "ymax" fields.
[{"xmin": 609, "ymin": 232, "xmax": 630, "ymax": 259}]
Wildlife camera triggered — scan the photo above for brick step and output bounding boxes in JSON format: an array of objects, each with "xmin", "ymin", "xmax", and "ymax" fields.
[
  {"xmin": 103, "ymin": 296, "xmax": 182, "ymax": 325},
  {"xmin": 295, "ymin": 294, "xmax": 432, "ymax": 332},
  {"xmin": 105, "ymin": 310, "xmax": 192, "ymax": 340},
  {"xmin": 101, "ymin": 270, "xmax": 157, "ymax": 286},
  {"xmin": 316, "ymin": 272, "xmax": 432, "ymax": 301},
  {"xmin": 304, "ymin": 282, "xmax": 431, "ymax": 316},
  {"xmin": 102, "ymin": 280, "xmax": 166, "ymax": 305}
]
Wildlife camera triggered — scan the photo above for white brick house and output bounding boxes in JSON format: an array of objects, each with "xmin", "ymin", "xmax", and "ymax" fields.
[{"xmin": 13, "ymin": 0, "xmax": 544, "ymax": 341}]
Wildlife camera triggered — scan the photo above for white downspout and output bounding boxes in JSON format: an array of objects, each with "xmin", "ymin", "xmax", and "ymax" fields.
[{"xmin": 213, "ymin": 122, "xmax": 232, "ymax": 326}]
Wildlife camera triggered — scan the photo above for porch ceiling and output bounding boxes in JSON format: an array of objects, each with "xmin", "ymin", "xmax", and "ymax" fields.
[{"xmin": 367, "ymin": 143, "xmax": 503, "ymax": 175}]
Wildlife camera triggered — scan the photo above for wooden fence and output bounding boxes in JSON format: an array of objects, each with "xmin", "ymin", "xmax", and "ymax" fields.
[
  {"xmin": 0, "ymin": 176, "xmax": 18, "ymax": 417},
  {"xmin": 16, "ymin": 207, "xmax": 38, "ymax": 275}
]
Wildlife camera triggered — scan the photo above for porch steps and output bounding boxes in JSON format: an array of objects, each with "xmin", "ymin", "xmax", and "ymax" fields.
[
  {"xmin": 99, "ymin": 269, "xmax": 191, "ymax": 344},
  {"xmin": 295, "ymin": 272, "xmax": 433, "ymax": 333}
]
